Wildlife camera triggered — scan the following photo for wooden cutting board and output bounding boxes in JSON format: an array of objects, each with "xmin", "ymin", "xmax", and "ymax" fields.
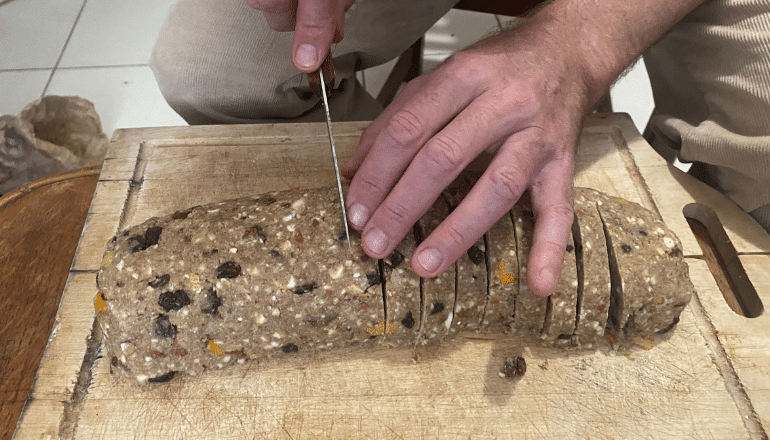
[{"xmin": 14, "ymin": 114, "xmax": 770, "ymax": 439}]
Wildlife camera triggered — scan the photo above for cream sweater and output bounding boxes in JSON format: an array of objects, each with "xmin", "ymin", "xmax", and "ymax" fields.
[{"xmin": 643, "ymin": 0, "xmax": 770, "ymax": 215}]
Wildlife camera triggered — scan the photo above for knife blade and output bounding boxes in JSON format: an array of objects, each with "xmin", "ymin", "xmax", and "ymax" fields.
[{"xmin": 308, "ymin": 55, "xmax": 352, "ymax": 252}]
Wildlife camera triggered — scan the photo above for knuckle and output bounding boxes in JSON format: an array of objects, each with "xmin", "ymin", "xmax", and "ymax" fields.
[
  {"xmin": 489, "ymin": 166, "xmax": 527, "ymax": 204},
  {"xmin": 423, "ymin": 135, "xmax": 465, "ymax": 173},
  {"xmin": 384, "ymin": 110, "xmax": 424, "ymax": 150},
  {"xmin": 548, "ymin": 203, "xmax": 575, "ymax": 228},
  {"xmin": 380, "ymin": 200, "xmax": 412, "ymax": 224},
  {"xmin": 358, "ymin": 175, "xmax": 387, "ymax": 196}
]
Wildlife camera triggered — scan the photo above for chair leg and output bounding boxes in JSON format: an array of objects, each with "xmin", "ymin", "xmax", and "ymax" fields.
[{"xmin": 376, "ymin": 37, "xmax": 424, "ymax": 107}]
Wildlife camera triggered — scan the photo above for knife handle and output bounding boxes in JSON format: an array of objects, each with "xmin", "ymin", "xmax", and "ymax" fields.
[{"xmin": 307, "ymin": 52, "xmax": 336, "ymax": 97}]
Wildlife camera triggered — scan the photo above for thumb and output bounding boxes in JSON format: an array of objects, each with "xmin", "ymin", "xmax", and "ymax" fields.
[{"xmin": 292, "ymin": 0, "xmax": 342, "ymax": 72}]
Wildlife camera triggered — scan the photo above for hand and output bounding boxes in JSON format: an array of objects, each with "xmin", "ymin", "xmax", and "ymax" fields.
[
  {"xmin": 342, "ymin": 19, "xmax": 593, "ymax": 297},
  {"xmin": 245, "ymin": 0, "xmax": 354, "ymax": 72}
]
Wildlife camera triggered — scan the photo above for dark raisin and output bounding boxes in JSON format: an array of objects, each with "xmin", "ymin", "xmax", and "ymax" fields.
[
  {"xmin": 281, "ymin": 343, "xmax": 299, "ymax": 353},
  {"xmin": 621, "ymin": 244, "xmax": 632, "ymax": 254},
  {"xmin": 170, "ymin": 347, "xmax": 188, "ymax": 357},
  {"xmin": 294, "ymin": 282, "xmax": 318, "ymax": 295},
  {"xmin": 430, "ymin": 302, "xmax": 445, "ymax": 315},
  {"xmin": 668, "ymin": 248, "xmax": 683, "ymax": 258},
  {"xmin": 269, "ymin": 249, "xmax": 282, "ymax": 258},
  {"xmin": 501, "ymin": 356, "xmax": 527, "ymax": 378},
  {"xmin": 401, "ymin": 311, "xmax": 415, "ymax": 329},
  {"xmin": 116, "ymin": 281, "xmax": 125, "ymax": 288},
  {"xmin": 243, "ymin": 225, "xmax": 267, "ymax": 242},
  {"xmin": 148, "ymin": 371, "xmax": 176, "ymax": 384},
  {"xmin": 557, "ymin": 334, "xmax": 572, "ymax": 340},
  {"xmin": 129, "ymin": 226, "xmax": 163, "ymax": 252},
  {"xmin": 336, "ymin": 229, "xmax": 348, "ymax": 241},
  {"xmin": 144, "ymin": 226, "xmax": 162, "ymax": 247},
  {"xmin": 149, "ymin": 274, "xmax": 170, "ymax": 289},
  {"xmin": 153, "ymin": 315, "xmax": 177, "ymax": 339},
  {"xmin": 259, "ymin": 196, "xmax": 277, "ymax": 206},
  {"xmin": 150, "ymin": 350, "xmax": 166, "ymax": 359},
  {"xmin": 203, "ymin": 249, "xmax": 219, "ymax": 256},
  {"xmin": 566, "ymin": 244, "xmax": 574, "ymax": 253},
  {"xmin": 158, "ymin": 290, "xmax": 191, "ymax": 312},
  {"xmin": 280, "ymin": 202, "xmax": 291, "ymax": 208},
  {"xmin": 293, "ymin": 230, "xmax": 303, "ymax": 243},
  {"xmin": 387, "ymin": 250, "xmax": 405, "ymax": 268},
  {"xmin": 366, "ymin": 272, "xmax": 381, "ymax": 287},
  {"xmin": 216, "ymin": 261, "xmax": 241, "ymax": 279},
  {"xmin": 638, "ymin": 229, "xmax": 648, "ymax": 236},
  {"xmin": 111, "ymin": 356, "xmax": 118, "ymax": 367},
  {"xmin": 172, "ymin": 209, "xmax": 191, "ymax": 220},
  {"xmin": 467, "ymin": 245, "xmax": 484, "ymax": 265},
  {"xmin": 202, "ymin": 289, "xmax": 223, "ymax": 316}
]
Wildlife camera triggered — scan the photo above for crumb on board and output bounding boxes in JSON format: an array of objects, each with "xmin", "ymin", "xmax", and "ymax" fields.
[{"xmin": 499, "ymin": 356, "xmax": 527, "ymax": 379}]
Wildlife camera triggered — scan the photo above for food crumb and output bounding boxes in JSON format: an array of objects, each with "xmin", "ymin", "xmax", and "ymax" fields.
[{"xmin": 500, "ymin": 356, "xmax": 526, "ymax": 379}]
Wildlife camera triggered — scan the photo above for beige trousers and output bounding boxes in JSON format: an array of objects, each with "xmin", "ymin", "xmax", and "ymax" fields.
[{"xmin": 150, "ymin": 0, "xmax": 459, "ymax": 125}]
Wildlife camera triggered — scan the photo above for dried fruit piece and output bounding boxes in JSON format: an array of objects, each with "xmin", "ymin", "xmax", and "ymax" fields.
[
  {"xmin": 94, "ymin": 293, "xmax": 106, "ymax": 313},
  {"xmin": 202, "ymin": 289, "xmax": 223, "ymax": 316},
  {"xmin": 500, "ymin": 356, "xmax": 527, "ymax": 378},
  {"xmin": 148, "ymin": 274, "xmax": 170, "ymax": 289},
  {"xmin": 171, "ymin": 209, "xmax": 191, "ymax": 220},
  {"xmin": 243, "ymin": 225, "xmax": 267, "ymax": 242},
  {"xmin": 401, "ymin": 311, "xmax": 415, "ymax": 329},
  {"xmin": 366, "ymin": 272, "xmax": 381, "ymax": 288},
  {"xmin": 215, "ymin": 261, "xmax": 241, "ymax": 279},
  {"xmin": 281, "ymin": 343, "xmax": 299, "ymax": 353},
  {"xmin": 466, "ymin": 245, "xmax": 484, "ymax": 265},
  {"xmin": 148, "ymin": 371, "xmax": 176, "ymax": 384},
  {"xmin": 293, "ymin": 282, "xmax": 318, "ymax": 295},
  {"xmin": 153, "ymin": 315, "xmax": 177, "ymax": 339},
  {"xmin": 158, "ymin": 290, "xmax": 191, "ymax": 312},
  {"xmin": 129, "ymin": 226, "xmax": 163, "ymax": 253}
]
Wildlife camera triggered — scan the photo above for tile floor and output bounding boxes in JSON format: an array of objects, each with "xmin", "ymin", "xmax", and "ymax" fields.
[{"xmin": 0, "ymin": 0, "xmax": 653, "ymax": 140}]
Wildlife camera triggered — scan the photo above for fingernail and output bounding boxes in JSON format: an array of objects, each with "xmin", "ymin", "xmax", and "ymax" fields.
[
  {"xmin": 295, "ymin": 44, "xmax": 317, "ymax": 70},
  {"xmin": 348, "ymin": 203, "xmax": 368, "ymax": 230},
  {"xmin": 364, "ymin": 228, "xmax": 388, "ymax": 255},
  {"xmin": 416, "ymin": 247, "xmax": 442, "ymax": 273}
]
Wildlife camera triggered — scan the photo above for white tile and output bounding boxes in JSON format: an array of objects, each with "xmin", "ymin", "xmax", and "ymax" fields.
[
  {"xmin": 58, "ymin": 0, "xmax": 179, "ymax": 67},
  {"xmin": 0, "ymin": 70, "xmax": 51, "ymax": 116},
  {"xmin": 0, "ymin": 0, "xmax": 84, "ymax": 69},
  {"xmin": 610, "ymin": 58, "xmax": 654, "ymax": 133},
  {"xmin": 45, "ymin": 66, "xmax": 187, "ymax": 139}
]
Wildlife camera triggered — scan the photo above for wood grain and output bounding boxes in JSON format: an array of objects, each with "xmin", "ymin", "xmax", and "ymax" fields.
[{"xmin": 0, "ymin": 168, "xmax": 99, "ymax": 440}]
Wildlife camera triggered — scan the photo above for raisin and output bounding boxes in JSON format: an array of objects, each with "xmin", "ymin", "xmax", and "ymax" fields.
[
  {"xmin": 501, "ymin": 356, "xmax": 527, "ymax": 378},
  {"xmin": 203, "ymin": 249, "xmax": 219, "ymax": 256},
  {"xmin": 401, "ymin": 311, "xmax": 415, "ymax": 329},
  {"xmin": 281, "ymin": 343, "xmax": 299, "ymax": 353},
  {"xmin": 430, "ymin": 302, "xmax": 445, "ymax": 315},
  {"xmin": 153, "ymin": 315, "xmax": 177, "ymax": 339},
  {"xmin": 566, "ymin": 244, "xmax": 574, "ymax": 253},
  {"xmin": 388, "ymin": 250, "xmax": 405, "ymax": 268},
  {"xmin": 116, "ymin": 281, "xmax": 125, "ymax": 288},
  {"xmin": 638, "ymin": 229, "xmax": 648, "ymax": 236},
  {"xmin": 148, "ymin": 371, "xmax": 176, "ymax": 384},
  {"xmin": 259, "ymin": 196, "xmax": 277, "ymax": 206},
  {"xmin": 216, "ymin": 261, "xmax": 241, "ymax": 279},
  {"xmin": 621, "ymin": 244, "xmax": 632, "ymax": 254},
  {"xmin": 336, "ymin": 230, "xmax": 347, "ymax": 241},
  {"xmin": 158, "ymin": 290, "xmax": 191, "ymax": 312},
  {"xmin": 656, "ymin": 316, "xmax": 681, "ymax": 334},
  {"xmin": 170, "ymin": 348, "xmax": 188, "ymax": 357},
  {"xmin": 184, "ymin": 235, "xmax": 192, "ymax": 243},
  {"xmin": 366, "ymin": 272, "xmax": 381, "ymax": 287},
  {"xmin": 293, "ymin": 230, "xmax": 304, "ymax": 244},
  {"xmin": 467, "ymin": 245, "xmax": 484, "ymax": 265},
  {"xmin": 312, "ymin": 218, "xmax": 320, "ymax": 227},
  {"xmin": 294, "ymin": 282, "xmax": 318, "ymax": 295},
  {"xmin": 150, "ymin": 350, "xmax": 166, "ymax": 359},
  {"xmin": 243, "ymin": 225, "xmax": 267, "ymax": 242},
  {"xmin": 148, "ymin": 274, "xmax": 170, "ymax": 289},
  {"xmin": 129, "ymin": 226, "xmax": 163, "ymax": 252},
  {"xmin": 280, "ymin": 202, "xmax": 291, "ymax": 208},
  {"xmin": 668, "ymin": 248, "xmax": 683, "ymax": 258},
  {"xmin": 111, "ymin": 356, "xmax": 118, "ymax": 367},
  {"xmin": 269, "ymin": 249, "xmax": 282, "ymax": 259},
  {"xmin": 202, "ymin": 289, "xmax": 223, "ymax": 316},
  {"xmin": 172, "ymin": 209, "xmax": 191, "ymax": 220}
]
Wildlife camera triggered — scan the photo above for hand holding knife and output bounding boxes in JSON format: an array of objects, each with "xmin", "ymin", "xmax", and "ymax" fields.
[{"xmin": 307, "ymin": 54, "xmax": 352, "ymax": 253}]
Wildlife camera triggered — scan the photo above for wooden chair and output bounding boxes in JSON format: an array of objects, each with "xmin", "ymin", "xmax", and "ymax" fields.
[{"xmin": 376, "ymin": 0, "xmax": 613, "ymax": 113}]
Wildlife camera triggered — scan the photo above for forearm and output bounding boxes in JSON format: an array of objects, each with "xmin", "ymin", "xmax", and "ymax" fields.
[{"xmin": 524, "ymin": 0, "xmax": 706, "ymax": 106}]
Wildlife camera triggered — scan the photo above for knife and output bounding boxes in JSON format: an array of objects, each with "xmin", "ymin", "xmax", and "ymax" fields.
[{"xmin": 307, "ymin": 54, "xmax": 352, "ymax": 252}]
